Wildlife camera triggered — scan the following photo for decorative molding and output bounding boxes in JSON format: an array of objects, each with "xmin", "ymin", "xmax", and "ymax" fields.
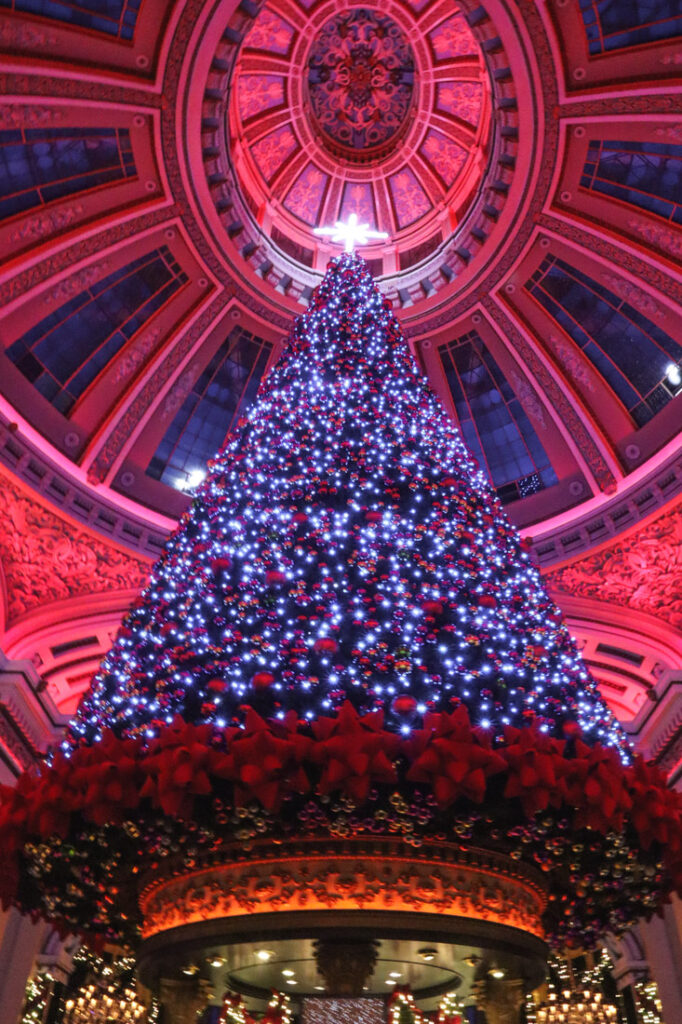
[
  {"xmin": 139, "ymin": 839, "xmax": 547, "ymax": 941},
  {"xmin": 0, "ymin": 417, "xmax": 166, "ymax": 558},
  {"xmin": 558, "ymin": 96, "xmax": 682, "ymax": 118},
  {"xmin": 547, "ymin": 334, "xmax": 595, "ymax": 392},
  {"xmin": 89, "ymin": 296, "xmax": 230, "ymax": 480},
  {"xmin": 0, "ymin": 208, "xmax": 176, "ymax": 307},
  {"xmin": 43, "ymin": 260, "xmax": 110, "ymax": 305},
  {"xmin": 113, "ymin": 327, "xmax": 162, "ymax": 382},
  {"xmin": 0, "ymin": 103, "xmax": 63, "ymax": 129},
  {"xmin": 9, "ymin": 205, "xmax": 84, "ymax": 244},
  {"xmin": 601, "ymin": 273, "xmax": 664, "ymax": 320},
  {"xmin": 627, "ymin": 219, "xmax": 682, "ymax": 260},
  {"xmin": 537, "ymin": 213, "xmax": 682, "ymax": 307},
  {"xmin": 627, "ymin": 671, "xmax": 682, "ymax": 787},
  {"xmin": 0, "ymin": 21, "xmax": 58, "ymax": 50},
  {"xmin": 545, "ymin": 499, "xmax": 682, "ymax": 632},
  {"xmin": 0, "ymin": 652, "xmax": 65, "ymax": 777},
  {"xmin": 509, "ymin": 371, "xmax": 547, "ymax": 430},
  {"xmin": 0, "ymin": 467, "xmax": 149, "ymax": 624},
  {"xmin": 481, "ymin": 298, "xmax": 616, "ymax": 490},
  {"xmin": 0, "ymin": 72, "xmax": 162, "ymax": 109}
]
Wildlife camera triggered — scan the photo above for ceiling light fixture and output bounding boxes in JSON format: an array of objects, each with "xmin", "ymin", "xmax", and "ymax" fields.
[
  {"xmin": 207, "ymin": 955, "xmax": 226, "ymax": 968},
  {"xmin": 489, "ymin": 968, "xmax": 506, "ymax": 979},
  {"xmin": 281, "ymin": 969, "xmax": 295, "ymax": 977},
  {"xmin": 666, "ymin": 363, "xmax": 682, "ymax": 388},
  {"xmin": 418, "ymin": 948, "xmax": 437, "ymax": 962},
  {"xmin": 256, "ymin": 950, "xmax": 275, "ymax": 962}
]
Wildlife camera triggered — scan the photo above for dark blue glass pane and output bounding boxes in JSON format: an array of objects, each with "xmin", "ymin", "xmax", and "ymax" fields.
[
  {"xmin": 0, "ymin": 0, "xmax": 141, "ymax": 38},
  {"xmin": 0, "ymin": 128, "xmax": 136, "ymax": 222},
  {"xmin": 146, "ymin": 327, "xmax": 273, "ymax": 491},
  {"xmin": 6, "ymin": 246, "xmax": 187, "ymax": 415},
  {"xmin": 527, "ymin": 255, "xmax": 682, "ymax": 425},
  {"xmin": 439, "ymin": 332, "xmax": 557, "ymax": 504},
  {"xmin": 578, "ymin": 0, "xmax": 682, "ymax": 54},
  {"xmin": 582, "ymin": 139, "xmax": 682, "ymax": 223}
]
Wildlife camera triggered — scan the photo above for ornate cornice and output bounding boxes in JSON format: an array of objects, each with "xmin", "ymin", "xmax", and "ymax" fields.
[
  {"xmin": 545, "ymin": 497, "xmax": 682, "ymax": 633},
  {"xmin": 139, "ymin": 838, "xmax": 548, "ymax": 942},
  {"xmin": 0, "ymin": 466, "xmax": 150, "ymax": 625}
]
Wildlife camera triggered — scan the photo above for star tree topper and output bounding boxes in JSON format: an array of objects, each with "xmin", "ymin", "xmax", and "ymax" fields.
[{"xmin": 314, "ymin": 212, "xmax": 389, "ymax": 252}]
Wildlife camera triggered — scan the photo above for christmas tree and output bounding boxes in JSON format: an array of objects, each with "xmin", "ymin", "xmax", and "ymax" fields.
[
  {"xmin": 70, "ymin": 253, "xmax": 623, "ymax": 747},
  {"xmin": 2, "ymin": 253, "xmax": 681, "ymax": 952}
]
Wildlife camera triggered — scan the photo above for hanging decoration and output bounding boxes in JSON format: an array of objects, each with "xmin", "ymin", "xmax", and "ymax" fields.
[{"xmin": 1, "ymin": 254, "xmax": 681, "ymax": 953}]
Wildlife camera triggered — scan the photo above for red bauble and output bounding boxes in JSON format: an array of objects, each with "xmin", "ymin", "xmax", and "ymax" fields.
[
  {"xmin": 422, "ymin": 600, "xmax": 443, "ymax": 616},
  {"xmin": 207, "ymin": 679, "xmax": 227, "ymax": 692},
  {"xmin": 478, "ymin": 594, "xmax": 497, "ymax": 608},
  {"xmin": 266, "ymin": 570, "xmax": 287, "ymax": 585},
  {"xmin": 211, "ymin": 557, "xmax": 231, "ymax": 572},
  {"xmin": 393, "ymin": 694, "xmax": 417, "ymax": 715},
  {"xmin": 365, "ymin": 510, "xmax": 382, "ymax": 523},
  {"xmin": 252, "ymin": 671, "xmax": 276, "ymax": 689},
  {"xmin": 314, "ymin": 638, "xmax": 338, "ymax": 655},
  {"xmin": 563, "ymin": 720, "xmax": 581, "ymax": 738}
]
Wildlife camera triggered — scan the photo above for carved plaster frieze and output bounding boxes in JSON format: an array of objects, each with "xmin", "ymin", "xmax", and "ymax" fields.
[
  {"xmin": 0, "ymin": 468, "xmax": 149, "ymax": 623},
  {"xmin": 139, "ymin": 839, "xmax": 547, "ymax": 941},
  {"xmin": 545, "ymin": 499, "xmax": 682, "ymax": 632}
]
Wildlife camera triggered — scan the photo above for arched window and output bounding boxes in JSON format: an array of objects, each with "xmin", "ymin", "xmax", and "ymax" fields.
[
  {"xmin": 0, "ymin": 128, "xmax": 135, "ymax": 222},
  {"xmin": 581, "ymin": 140, "xmax": 682, "ymax": 225},
  {"xmin": 439, "ymin": 331, "xmax": 557, "ymax": 504},
  {"xmin": 7, "ymin": 247, "xmax": 187, "ymax": 414},
  {"xmin": 579, "ymin": 0, "xmax": 682, "ymax": 54},
  {"xmin": 146, "ymin": 326, "xmax": 272, "ymax": 491},
  {"xmin": 527, "ymin": 256, "xmax": 682, "ymax": 426}
]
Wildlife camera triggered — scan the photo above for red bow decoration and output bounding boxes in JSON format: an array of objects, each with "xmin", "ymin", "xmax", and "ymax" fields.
[
  {"xmin": 500, "ymin": 725, "xmax": 566, "ymax": 816},
  {"xmin": 212, "ymin": 709, "xmax": 311, "ymax": 810},
  {"xmin": 405, "ymin": 706, "xmax": 506, "ymax": 808},
  {"xmin": 564, "ymin": 741, "xmax": 633, "ymax": 833},
  {"xmin": 310, "ymin": 702, "xmax": 399, "ymax": 802},
  {"xmin": 140, "ymin": 717, "xmax": 221, "ymax": 817},
  {"xmin": 627, "ymin": 756, "xmax": 682, "ymax": 853}
]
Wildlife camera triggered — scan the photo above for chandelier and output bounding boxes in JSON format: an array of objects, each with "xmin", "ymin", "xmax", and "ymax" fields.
[{"xmin": 536, "ymin": 988, "xmax": 618, "ymax": 1023}]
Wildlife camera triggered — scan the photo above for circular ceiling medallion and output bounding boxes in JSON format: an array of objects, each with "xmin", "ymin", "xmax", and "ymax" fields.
[
  {"xmin": 306, "ymin": 9, "xmax": 416, "ymax": 159},
  {"xmin": 224, "ymin": 0, "xmax": 494, "ymax": 276}
]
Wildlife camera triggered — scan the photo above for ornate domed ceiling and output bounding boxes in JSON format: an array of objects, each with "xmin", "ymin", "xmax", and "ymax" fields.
[
  {"xmin": 227, "ymin": 0, "xmax": 491, "ymax": 274},
  {"xmin": 0, "ymin": 0, "xmax": 682, "ymax": 719}
]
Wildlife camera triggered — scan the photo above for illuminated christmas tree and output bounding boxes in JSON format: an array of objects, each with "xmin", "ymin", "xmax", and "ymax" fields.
[
  {"xmin": 71, "ymin": 253, "xmax": 623, "ymax": 747},
  {"xmin": 2, "ymin": 253, "xmax": 681, "ymax": 968}
]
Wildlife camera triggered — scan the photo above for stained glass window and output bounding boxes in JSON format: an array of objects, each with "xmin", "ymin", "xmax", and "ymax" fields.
[
  {"xmin": 0, "ymin": 0, "xmax": 141, "ymax": 39},
  {"xmin": 7, "ymin": 247, "xmax": 187, "ymax": 415},
  {"xmin": 0, "ymin": 127, "xmax": 136, "ymax": 222},
  {"xmin": 527, "ymin": 256, "xmax": 682, "ymax": 426},
  {"xmin": 440, "ymin": 331, "xmax": 557, "ymax": 504},
  {"xmin": 580, "ymin": 140, "xmax": 682, "ymax": 225},
  {"xmin": 578, "ymin": 0, "xmax": 682, "ymax": 55},
  {"xmin": 146, "ymin": 326, "xmax": 272, "ymax": 491}
]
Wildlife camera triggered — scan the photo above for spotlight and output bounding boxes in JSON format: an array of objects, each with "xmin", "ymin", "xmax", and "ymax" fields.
[
  {"xmin": 256, "ymin": 949, "xmax": 275, "ymax": 962},
  {"xmin": 418, "ymin": 948, "xmax": 437, "ymax": 962},
  {"xmin": 182, "ymin": 965, "xmax": 199, "ymax": 976},
  {"xmin": 666, "ymin": 363, "xmax": 682, "ymax": 388},
  {"xmin": 207, "ymin": 955, "xmax": 226, "ymax": 968},
  {"xmin": 281, "ymin": 969, "xmax": 295, "ymax": 977},
  {"xmin": 489, "ymin": 968, "xmax": 506, "ymax": 980}
]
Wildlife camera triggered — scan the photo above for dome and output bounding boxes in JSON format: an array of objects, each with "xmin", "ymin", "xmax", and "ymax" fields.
[{"xmin": 0, "ymin": 0, "xmax": 681, "ymax": 735}]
